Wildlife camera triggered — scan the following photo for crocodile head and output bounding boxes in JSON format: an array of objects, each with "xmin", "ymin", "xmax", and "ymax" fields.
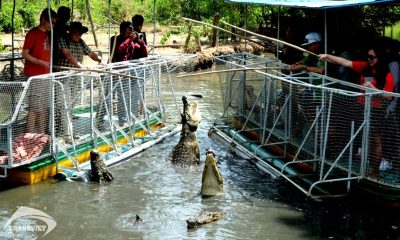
[
  {"xmin": 201, "ymin": 149, "xmax": 223, "ymax": 196},
  {"xmin": 169, "ymin": 96, "xmax": 202, "ymax": 166},
  {"xmin": 89, "ymin": 150, "xmax": 114, "ymax": 183},
  {"xmin": 181, "ymin": 96, "xmax": 201, "ymax": 131}
]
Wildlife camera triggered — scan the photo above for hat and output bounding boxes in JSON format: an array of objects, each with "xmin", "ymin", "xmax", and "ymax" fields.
[
  {"xmin": 301, "ymin": 32, "xmax": 321, "ymax": 46},
  {"xmin": 69, "ymin": 22, "xmax": 88, "ymax": 34}
]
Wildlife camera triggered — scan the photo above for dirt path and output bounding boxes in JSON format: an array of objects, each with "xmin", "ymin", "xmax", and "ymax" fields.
[
  {"xmin": 1, "ymin": 26, "xmax": 245, "ymax": 70},
  {"xmin": 1, "ymin": 26, "xmax": 185, "ymax": 62}
]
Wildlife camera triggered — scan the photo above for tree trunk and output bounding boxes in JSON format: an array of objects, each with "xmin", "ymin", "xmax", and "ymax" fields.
[
  {"xmin": 211, "ymin": 12, "xmax": 220, "ymax": 47},
  {"xmin": 184, "ymin": 24, "xmax": 192, "ymax": 53},
  {"xmin": 194, "ymin": 35, "xmax": 201, "ymax": 52},
  {"xmin": 231, "ymin": 27, "xmax": 236, "ymax": 43},
  {"xmin": 238, "ymin": 21, "xmax": 244, "ymax": 43},
  {"xmin": 85, "ymin": 0, "xmax": 99, "ymax": 48}
]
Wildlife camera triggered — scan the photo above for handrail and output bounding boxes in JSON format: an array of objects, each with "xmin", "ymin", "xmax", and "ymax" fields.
[
  {"xmin": 211, "ymin": 52, "xmax": 400, "ymax": 198},
  {"xmin": 0, "ymin": 55, "xmax": 189, "ymax": 170}
]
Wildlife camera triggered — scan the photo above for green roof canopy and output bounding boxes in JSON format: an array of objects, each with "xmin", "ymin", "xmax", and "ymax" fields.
[{"xmin": 226, "ymin": 0, "xmax": 397, "ymax": 8}]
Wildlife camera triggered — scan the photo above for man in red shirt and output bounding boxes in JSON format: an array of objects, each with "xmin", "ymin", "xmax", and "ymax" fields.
[{"xmin": 22, "ymin": 8, "xmax": 57, "ymax": 134}]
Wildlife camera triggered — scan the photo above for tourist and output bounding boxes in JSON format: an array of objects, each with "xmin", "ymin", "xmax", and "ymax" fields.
[
  {"xmin": 97, "ymin": 21, "xmax": 138, "ymax": 128},
  {"xmin": 285, "ymin": 32, "xmax": 324, "ymax": 136},
  {"xmin": 54, "ymin": 6, "xmax": 71, "ymax": 38},
  {"xmin": 53, "ymin": 6, "xmax": 71, "ymax": 68},
  {"xmin": 131, "ymin": 14, "xmax": 148, "ymax": 56},
  {"xmin": 379, "ymin": 37, "xmax": 400, "ymax": 171},
  {"xmin": 22, "ymin": 8, "xmax": 57, "ymax": 134},
  {"xmin": 57, "ymin": 21, "xmax": 102, "ymax": 69},
  {"xmin": 289, "ymin": 32, "xmax": 325, "ymax": 74},
  {"xmin": 319, "ymin": 44, "xmax": 394, "ymax": 175},
  {"xmin": 130, "ymin": 14, "xmax": 148, "ymax": 117},
  {"xmin": 53, "ymin": 6, "xmax": 71, "ymax": 137},
  {"xmin": 57, "ymin": 21, "xmax": 102, "ymax": 140},
  {"xmin": 280, "ymin": 24, "xmax": 303, "ymax": 65},
  {"xmin": 110, "ymin": 21, "xmax": 147, "ymax": 62}
]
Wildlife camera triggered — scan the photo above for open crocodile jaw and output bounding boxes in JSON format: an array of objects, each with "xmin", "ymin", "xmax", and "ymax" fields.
[{"xmin": 201, "ymin": 152, "xmax": 223, "ymax": 196}]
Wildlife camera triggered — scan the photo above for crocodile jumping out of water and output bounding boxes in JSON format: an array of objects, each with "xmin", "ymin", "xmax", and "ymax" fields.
[
  {"xmin": 201, "ymin": 149, "xmax": 223, "ymax": 196},
  {"xmin": 168, "ymin": 96, "xmax": 202, "ymax": 166},
  {"xmin": 54, "ymin": 150, "xmax": 114, "ymax": 183},
  {"xmin": 89, "ymin": 150, "xmax": 114, "ymax": 183}
]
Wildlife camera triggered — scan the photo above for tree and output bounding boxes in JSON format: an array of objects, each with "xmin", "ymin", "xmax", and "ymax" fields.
[
  {"xmin": 211, "ymin": 12, "xmax": 219, "ymax": 47},
  {"xmin": 85, "ymin": 0, "xmax": 98, "ymax": 48}
]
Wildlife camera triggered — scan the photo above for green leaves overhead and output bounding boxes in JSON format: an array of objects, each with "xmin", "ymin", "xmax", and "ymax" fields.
[{"xmin": 0, "ymin": 0, "xmax": 399, "ymax": 43}]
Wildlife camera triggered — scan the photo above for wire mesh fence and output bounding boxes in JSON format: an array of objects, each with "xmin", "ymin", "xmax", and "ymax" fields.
[
  {"xmin": 214, "ymin": 52, "xmax": 400, "ymax": 188},
  {"xmin": 0, "ymin": 54, "xmax": 197, "ymax": 169}
]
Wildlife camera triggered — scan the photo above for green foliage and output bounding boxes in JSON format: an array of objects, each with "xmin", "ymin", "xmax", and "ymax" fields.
[
  {"xmin": 87, "ymin": 0, "xmax": 110, "ymax": 25},
  {"xmin": 0, "ymin": 1, "xmax": 23, "ymax": 32},
  {"xmin": 73, "ymin": 0, "xmax": 87, "ymax": 21},
  {"xmin": 0, "ymin": 0, "xmax": 399, "ymax": 49},
  {"xmin": 362, "ymin": 5, "xmax": 399, "ymax": 33},
  {"xmin": 190, "ymin": 25, "xmax": 203, "ymax": 39},
  {"xmin": 0, "ymin": 0, "xmax": 39, "ymax": 32},
  {"xmin": 385, "ymin": 22, "xmax": 400, "ymax": 41},
  {"xmin": 87, "ymin": 0, "xmax": 132, "ymax": 25},
  {"xmin": 0, "ymin": 35, "xmax": 5, "ymax": 52},
  {"xmin": 71, "ymin": 0, "xmax": 149, "ymax": 26},
  {"xmin": 109, "ymin": 0, "xmax": 135, "ymax": 23},
  {"xmin": 17, "ymin": 3, "xmax": 39, "ymax": 29},
  {"xmin": 160, "ymin": 27, "xmax": 184, "ymax": 45},
  {"xmin": 152, "ymin": 0, "xmax": 182, "ymax": 25}
]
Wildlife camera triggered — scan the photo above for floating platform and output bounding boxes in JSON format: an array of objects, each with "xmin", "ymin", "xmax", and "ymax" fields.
[
  {"xmin": 0, "ymin": 54, "xmax": 196, "ymax": 185},
  {"xmin": 209, "ymin": 52, "xmax": 400, "ymax": 205}
]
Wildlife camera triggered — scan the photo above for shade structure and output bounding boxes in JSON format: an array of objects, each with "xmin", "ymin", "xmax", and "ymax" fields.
[{"xmin": 226, "ymin": 0, "xmax": 397, "ymax": 8}]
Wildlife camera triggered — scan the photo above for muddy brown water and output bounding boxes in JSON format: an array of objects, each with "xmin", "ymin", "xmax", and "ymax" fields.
[{"xmin": 0, "ymin": 67, "xmax": 400, "ymax": 240}]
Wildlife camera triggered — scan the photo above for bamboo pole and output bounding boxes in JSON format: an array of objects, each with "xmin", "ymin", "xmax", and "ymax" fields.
[
  {"xmin": 109, "ymin": 32, "xmax": 118, "ymax": 64},
  {"xmin": 55, "ymin": 66, "xmax": 143, "ymax": 79},
  {"xmin": 182, "ymin": 17, "xmax": 269, "ymax": 49},
  {"xmin": 86, "ymin": 0, "xmax": 99, "ymax": 48},
  {"xmin": 219, "ymin": 20, "xmax": 319, "ymax": 58},
  {"xmin": 176, "ymin": 67, "xmax": 286, "ymax": 78}
]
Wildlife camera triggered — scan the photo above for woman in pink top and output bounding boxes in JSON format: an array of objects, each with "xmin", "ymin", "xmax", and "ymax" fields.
[
  {"xmin": 22, "ymin": 8, "xmax": 56, "ymax": 134},
  {"xmin": 320, "ymin": 45, "xmax": 394, "ymax": 176}
]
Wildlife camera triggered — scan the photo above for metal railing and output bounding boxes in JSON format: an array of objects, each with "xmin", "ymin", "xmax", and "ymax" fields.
[
  {"xmin": 0, "ymin": 54, "xmax": 197, "ymax": 173},
  {"xmin": 213, "ymin": 52, "xmax": 400, "ymax": 196}
]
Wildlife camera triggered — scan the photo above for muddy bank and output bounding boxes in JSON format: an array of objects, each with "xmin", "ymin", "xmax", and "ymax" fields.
[{"xmin": 174, "ymin": 42, "xmax": 275, "ymax": 72}]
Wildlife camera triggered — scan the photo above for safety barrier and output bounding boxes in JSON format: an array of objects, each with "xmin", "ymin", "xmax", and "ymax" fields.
[
  {"xmin": 0, "ymin": 54, "xmax": 197, "ymax": 173},
  {"xmin": 213, "ymin": 52, "xmax": 400, "ymax": 196}
]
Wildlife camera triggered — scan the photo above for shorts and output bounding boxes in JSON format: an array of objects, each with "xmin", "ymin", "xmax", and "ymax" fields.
[{"xmin": 27, "ymin": 77, "xmax": 51, "ymax": 111}]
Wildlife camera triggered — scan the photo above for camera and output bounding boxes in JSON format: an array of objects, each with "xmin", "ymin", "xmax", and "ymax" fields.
[{"xmin": 133, "ymin": 31, "xmax": 144, "ymax": 41}]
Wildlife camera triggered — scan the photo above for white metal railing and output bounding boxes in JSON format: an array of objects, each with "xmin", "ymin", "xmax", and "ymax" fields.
[
  {"xmin": 213, "ymin": 52, "xmax": 400, "ymax": 196},
  {"xmin": 0, "ymin": 54, "xmax": 197, "ymax": 172}
]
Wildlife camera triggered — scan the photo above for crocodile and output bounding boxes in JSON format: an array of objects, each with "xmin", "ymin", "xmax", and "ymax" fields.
[
  {"xmin": 54, "ymin": 150, "xmax": 113, "ymax": 183},
  {"xmin": 186, "ymin": 210, "xmax": 224, "ymax": 229},
  {"xmin": 88, "ymin": 150, "xmax": 114, "ymax": 183},
  {"xmin": 168, "ymin": 96, "xmax": 201, "ymax": 166},
  {"xmin": 201, "ymin": 149, "xmax": 223, "ymax": 196}
]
